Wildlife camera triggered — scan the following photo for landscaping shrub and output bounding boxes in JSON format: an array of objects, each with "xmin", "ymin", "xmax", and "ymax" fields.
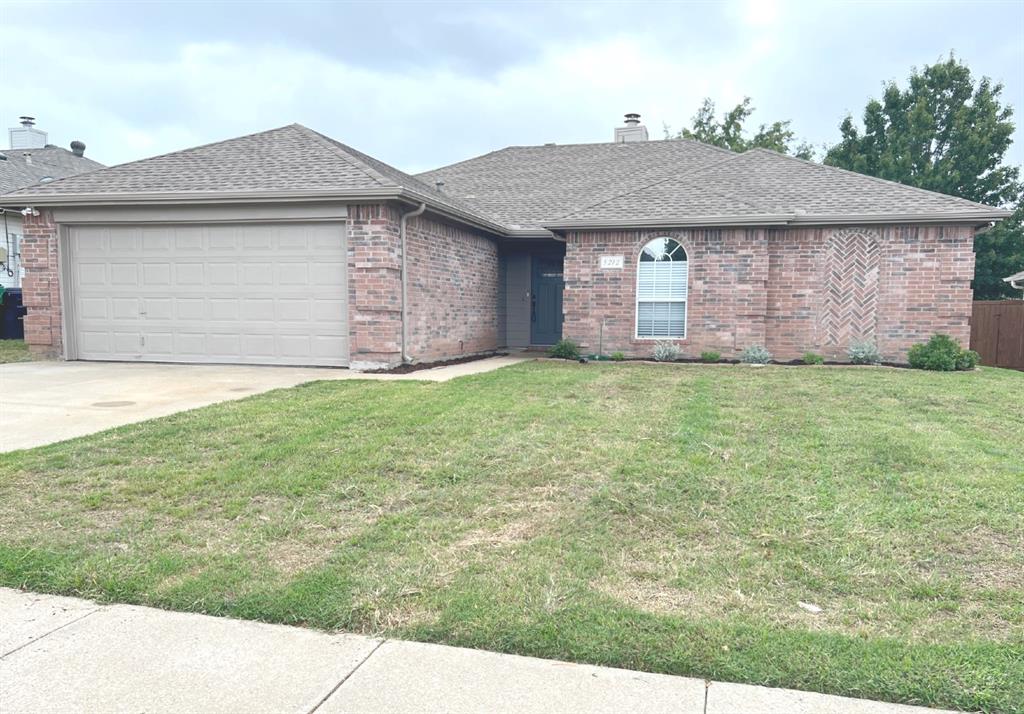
[
  {"xmin": 802, "ymin": 351, "xmax": 824, "ymax": 365},
  {"xmin": 611, "ymin": 351, "xmax": 626, "ymax": 361},
  {"xmin": 548, "ymin": 339, "xmax": 581, "ymax": 360},
  {"xmin": 907, "ymin": 334, "xmax": 980, "ymax": 371},
  {"xmin": 848, "ymin": 340, "xmax": 882, "ymax": 365},
  {"xmin": 700, "ymin": 351, "xmax": 721, "ymax": 363},
  {"xmin": 739, "ymin": 345, "xmax": 772, "ymax": 364},
  {"xmin": 652, "ymin": 341, "xmax": 682, "ymax": 362}
]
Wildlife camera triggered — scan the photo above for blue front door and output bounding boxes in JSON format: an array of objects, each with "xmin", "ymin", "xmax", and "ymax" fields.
[{"xmin": 531, "ymin": 256, "xmax": 564, "ymax": 345}]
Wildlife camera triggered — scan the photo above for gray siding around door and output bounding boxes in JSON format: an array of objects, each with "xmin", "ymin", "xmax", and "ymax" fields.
[
  {"xmin": 66, "ymin": 222, "xmax": 349, "ymax": 367},
  {"xmin": 503, "ymin": 251, "xmax": 531, "ymax": 348}
]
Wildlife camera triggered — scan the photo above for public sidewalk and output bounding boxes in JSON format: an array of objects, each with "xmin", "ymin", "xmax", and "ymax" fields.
[{"xmin": 0, "ymin": 588, "xmax": 954, "ymax": 714}]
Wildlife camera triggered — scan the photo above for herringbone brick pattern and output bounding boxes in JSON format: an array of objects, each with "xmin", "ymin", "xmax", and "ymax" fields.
[{"xmin": 821, "ymin": 229, "xmax": 880, "ymax": 347}]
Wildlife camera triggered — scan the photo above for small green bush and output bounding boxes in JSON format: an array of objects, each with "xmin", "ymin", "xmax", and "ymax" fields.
[
  {"xmin": 611, "ymin": 351, "xmax": 626, "ymax": 361},
  {"xmin": 700, "ymin": 351, "xmax": 721, "ymax": 363},
  {"xmin": 652, "ymin": 340, "xmax": 682, "ymax": 362},
  {"xmin": 907, "ymin": 334, "xmax": 979, "ymax": 371},
  {"xmin": 548, "ymin": 339, "xmax": 581, "ymax": 360},
  {"xmin": 848, "ymin": 340, "xmax": 882, "ymax": 365},
  {"xmin": 802, "ymin": 351, "xmax": 824, "ymax": 365},
  {"xmin": 739, "ymin": 345, "xmax": 772, "ymax": 364}
]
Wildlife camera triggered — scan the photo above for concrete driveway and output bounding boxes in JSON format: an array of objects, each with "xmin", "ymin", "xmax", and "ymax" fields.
[{"xmin": 0, "ymin": 356, "xmax": 527, "ymax": 452}]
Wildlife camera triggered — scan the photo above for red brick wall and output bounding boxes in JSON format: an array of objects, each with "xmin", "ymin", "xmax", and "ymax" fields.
[
  {"xmin": 563, "ymin": 227, "xmax": 769, "ymax": 358},
  {"xmin": 346, "ymin": 204, "xmax": 404, "ymax": 368},
  {"xmin": 563, "ymin": 224, "xmax": 976, "ymax": 361},
  {"xmin": 406, "ymin": 214, "xmax": 500, "ymax": 362},
  {"xmin": 19, "ymin": 210, "xmax": 62, "ymax": 358}
]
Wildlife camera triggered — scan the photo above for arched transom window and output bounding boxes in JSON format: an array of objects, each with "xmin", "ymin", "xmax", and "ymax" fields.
[{"xmin": 636, "ymin": 237, "xmax": 688, "ymax": 338}]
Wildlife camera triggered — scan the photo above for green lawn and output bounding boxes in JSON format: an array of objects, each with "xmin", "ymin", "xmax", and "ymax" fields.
[
  {"xmin": 1, "ymin": 362, "xmax": 1021, "ymax": 712},
  {"xmin": 0, "ymin": 339, "xmax": 31, "ymax": 363}
]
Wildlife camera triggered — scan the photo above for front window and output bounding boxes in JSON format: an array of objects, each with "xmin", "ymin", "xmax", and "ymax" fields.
[{"xmin": 636, "ymin": 237, "xmax": 688, "ymax": 338}]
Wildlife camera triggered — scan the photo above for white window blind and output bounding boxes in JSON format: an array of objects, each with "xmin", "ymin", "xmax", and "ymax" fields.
[{"xmin": 636, "ymin": 239, "xmax": 687, "ymax": 338}]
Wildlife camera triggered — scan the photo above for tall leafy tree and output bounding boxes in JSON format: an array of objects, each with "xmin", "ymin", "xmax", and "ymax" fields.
[
  {"xmin": 825, "ymin": 55, "xmax": 1023, "ymax": 299},
  {"xmin": 669, "ymin": 97, "xmax": 815, "ymax": 159}
]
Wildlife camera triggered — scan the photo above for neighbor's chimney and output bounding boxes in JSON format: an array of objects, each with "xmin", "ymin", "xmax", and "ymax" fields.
[
  {"xmin": 9, "ymin": 115, "xmax": 47, "ymax": 150},
  {"xmin": 70, "ymin": 140, "xmax": 86, "ymax": 157},
  {"xmin": 614, "ymin": 113, "xmax": 648, "ymax": 143}
]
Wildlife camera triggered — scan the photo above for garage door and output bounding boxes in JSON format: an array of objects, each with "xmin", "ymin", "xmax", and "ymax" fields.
[{"xmin": 67, "ymin": 223, "xmax": 348, "ymax": 366}]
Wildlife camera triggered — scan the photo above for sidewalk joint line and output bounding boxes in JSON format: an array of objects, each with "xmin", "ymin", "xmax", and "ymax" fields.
[
  {"xmin": 307, "ymin": 638, "xmax": 387, "ymax": 713},
  {"xmin": 0, "ymin": 605, "xmax": 102, "ymax": 660}
]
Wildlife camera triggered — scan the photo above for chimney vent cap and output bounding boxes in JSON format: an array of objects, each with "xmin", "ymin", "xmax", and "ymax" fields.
[
  {"xmin": 19, "ymin": 116, "xmax": 35, "ymax": 128},
  {"xmin": 70, "ymin": 140, "xmax": 86, "ymax": 157},
  {"xmin": 624, "ymin": 113, "xmax": 641, "ymax": 125}
]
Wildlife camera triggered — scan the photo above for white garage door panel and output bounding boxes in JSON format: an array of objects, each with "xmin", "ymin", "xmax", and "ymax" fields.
[{"xmin": 69, "ymin": 223, "xmax": 349, "ymax": 367}]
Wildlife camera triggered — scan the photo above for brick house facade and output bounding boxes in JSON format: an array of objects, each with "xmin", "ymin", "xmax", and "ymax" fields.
[
  {"xmin": 21, "ymin": 205, "xmax": 501, "ymax": 367},
  {"xmin": 562, "ymin": 224, "xmax": 974, "ymax": 361},
  {"xmin": 4, "ymin": 122, "xmax": 1005, "ymax": 369}
]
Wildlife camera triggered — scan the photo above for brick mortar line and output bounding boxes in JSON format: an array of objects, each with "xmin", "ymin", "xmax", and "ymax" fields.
[
  {"xmin": 306, "ymin": 638, "xmax": 387, "ymax": 714},
  {"xmin": 0, "ymin": 605, "xmax": 102, "ymax": 660}
]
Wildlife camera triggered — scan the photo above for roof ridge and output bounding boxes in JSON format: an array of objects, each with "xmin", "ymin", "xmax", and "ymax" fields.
[
  {"xmin": 288, "ymin": 124, "xmax": 391, "ymax": 188},
  {"xmin": 555, "ymin": 151, "xmax": 760, "ymax": 221},
  {"xmin": 498, "ymin": 137, "xmax": 738, "ymax": 154},
  {"xmin": 418, "ymin": 136, "xmax": 736, "ymax": 177},
  {"xmin": 745, "ymin": 148, "xmax": 996, "ymax": 211},
  {"xmin": 3, "ymin": 124, "xmax": 300, "ymax": 195}
]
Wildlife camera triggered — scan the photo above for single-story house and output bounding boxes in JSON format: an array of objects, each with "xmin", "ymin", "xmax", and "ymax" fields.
[
  {"xmin": 1, "ymin": 116, "xmax": 104, "ymax": 290},
  {"xmin": 1, "ymin": 116, "xmax": 1010, "ymax": 369}
]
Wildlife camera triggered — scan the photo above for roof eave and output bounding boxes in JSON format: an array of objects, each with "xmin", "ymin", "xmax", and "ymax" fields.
[
  {"xmin": 542, "ymin": 215, "xmax": 794, "ymax": 230},
  {"xmin": 0, "ymin": 186, "xmax": 511, "ymax": 237},
  {"xmin": 789, "ymin": 210, "xmax": 1012, "ymax": 226}
]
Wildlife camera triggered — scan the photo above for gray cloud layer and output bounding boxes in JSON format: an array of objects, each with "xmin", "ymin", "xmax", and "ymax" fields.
[{"xmin": 3, "ymin": 0, "xmax": 1021, "ymax": 174}]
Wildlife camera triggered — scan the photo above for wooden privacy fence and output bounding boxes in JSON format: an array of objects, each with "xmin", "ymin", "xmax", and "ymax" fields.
[{"xmin": 970, "ymin": 301, "xmax": 1024, "ymax": 371}]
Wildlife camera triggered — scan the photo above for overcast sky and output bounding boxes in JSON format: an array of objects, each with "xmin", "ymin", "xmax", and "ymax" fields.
[{"xmin": 2, "ymin": 0, "xmax": 1022, "ymax": 173}]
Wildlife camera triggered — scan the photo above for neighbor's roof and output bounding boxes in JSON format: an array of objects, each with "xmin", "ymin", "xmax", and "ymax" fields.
[
  {"xmin": 0, "ymin": 146, "xmax": 104, "ymax": 195},
  {"xmin": 1004, "ymin": 270, "xmax": 1024, "ymax": 284},
  {"xmin": 547, "ymin": 149, "xmax": 1009, "ymax": 228},
  {"xmin": 2, "ymin": 124, "xmax": 1010, "ymax": 233},
  {"xmin": 2, "ymin": 124, "xmax": 505, "ymax": 233}
]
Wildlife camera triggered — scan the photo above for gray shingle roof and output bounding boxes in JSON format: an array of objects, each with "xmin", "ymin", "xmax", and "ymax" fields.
[
  {"xmin": 554, "ymin": 149, "xmax": 1005, "ymax": 225},
  {"xmin": 2, "ymin": 125, "xmax": 393, "ymax": 196},
  {"xmin": 3, "ymin": 124, "xmax": 1008, "ymax": 231},
  {"xmin": 2, "ymin": 124, "xmax": 498, "ymax": 229},
  {"xmin": 0, "ymin": 146, "xmax": 104, "ymax": 195},
  {"xmin": 415, "ymin": 139, "xmax": 735, "ymax": 229}
]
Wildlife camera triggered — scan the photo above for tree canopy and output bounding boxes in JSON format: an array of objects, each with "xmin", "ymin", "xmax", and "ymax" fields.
[
  {"xmin": 668, "ymin": 97, "xmax": 815, "ymax": 159},
  {"xmin": 824, "ymin": 55, "xmax": 1023, "ymax": 299}
]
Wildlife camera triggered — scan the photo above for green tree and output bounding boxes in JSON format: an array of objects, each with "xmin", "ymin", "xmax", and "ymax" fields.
[
  {"xmin": 669, "ymin": 97, "xmax": 815, "ymax": 159},
  {"xmin": 825, "ymin": 55, "xmax": 1023, "ymax": 299}
]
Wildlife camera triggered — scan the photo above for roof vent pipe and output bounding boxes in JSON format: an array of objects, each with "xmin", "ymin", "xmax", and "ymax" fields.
[
  {"xmin": 70, "ymin": 140, "xmax": 86, "ymax": 157},
  {"xmin": 435, "ymin": 180, "xmax": 445, "ymax": 192}
]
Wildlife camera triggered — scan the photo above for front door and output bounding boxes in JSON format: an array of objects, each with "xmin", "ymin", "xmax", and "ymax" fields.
[{"xmin": 531, "ymin": 255, "xmax": 564, "ymax": 345}]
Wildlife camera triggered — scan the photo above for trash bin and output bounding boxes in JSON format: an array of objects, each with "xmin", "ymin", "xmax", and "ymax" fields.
[{"xmin": 0, "ymin": 288, "xmax": 25, "ymax": 340}]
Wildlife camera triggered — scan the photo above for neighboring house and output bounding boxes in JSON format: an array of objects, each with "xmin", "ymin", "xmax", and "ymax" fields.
[
  {"xmin": 0, "ymin": 117, "xmax": 104, "ymax": 290},
  {"xmin": 0, "ymin": 116, "xmax": 1010, "ymax": 368}
]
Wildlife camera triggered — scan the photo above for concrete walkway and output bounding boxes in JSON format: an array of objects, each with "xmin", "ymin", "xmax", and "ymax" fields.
[
  {"xmin": 0, "ymin": 588, "xmax": 952, "ymax": 714},
  {"xmin": 0, "ymin": 355, "xmax": 528, "ymax": 451}
]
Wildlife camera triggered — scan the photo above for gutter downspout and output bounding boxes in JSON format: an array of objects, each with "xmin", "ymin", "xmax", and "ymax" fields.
[{"xmin": 400, "ymin": 202, "xmax": 426, "ymax": 364}]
